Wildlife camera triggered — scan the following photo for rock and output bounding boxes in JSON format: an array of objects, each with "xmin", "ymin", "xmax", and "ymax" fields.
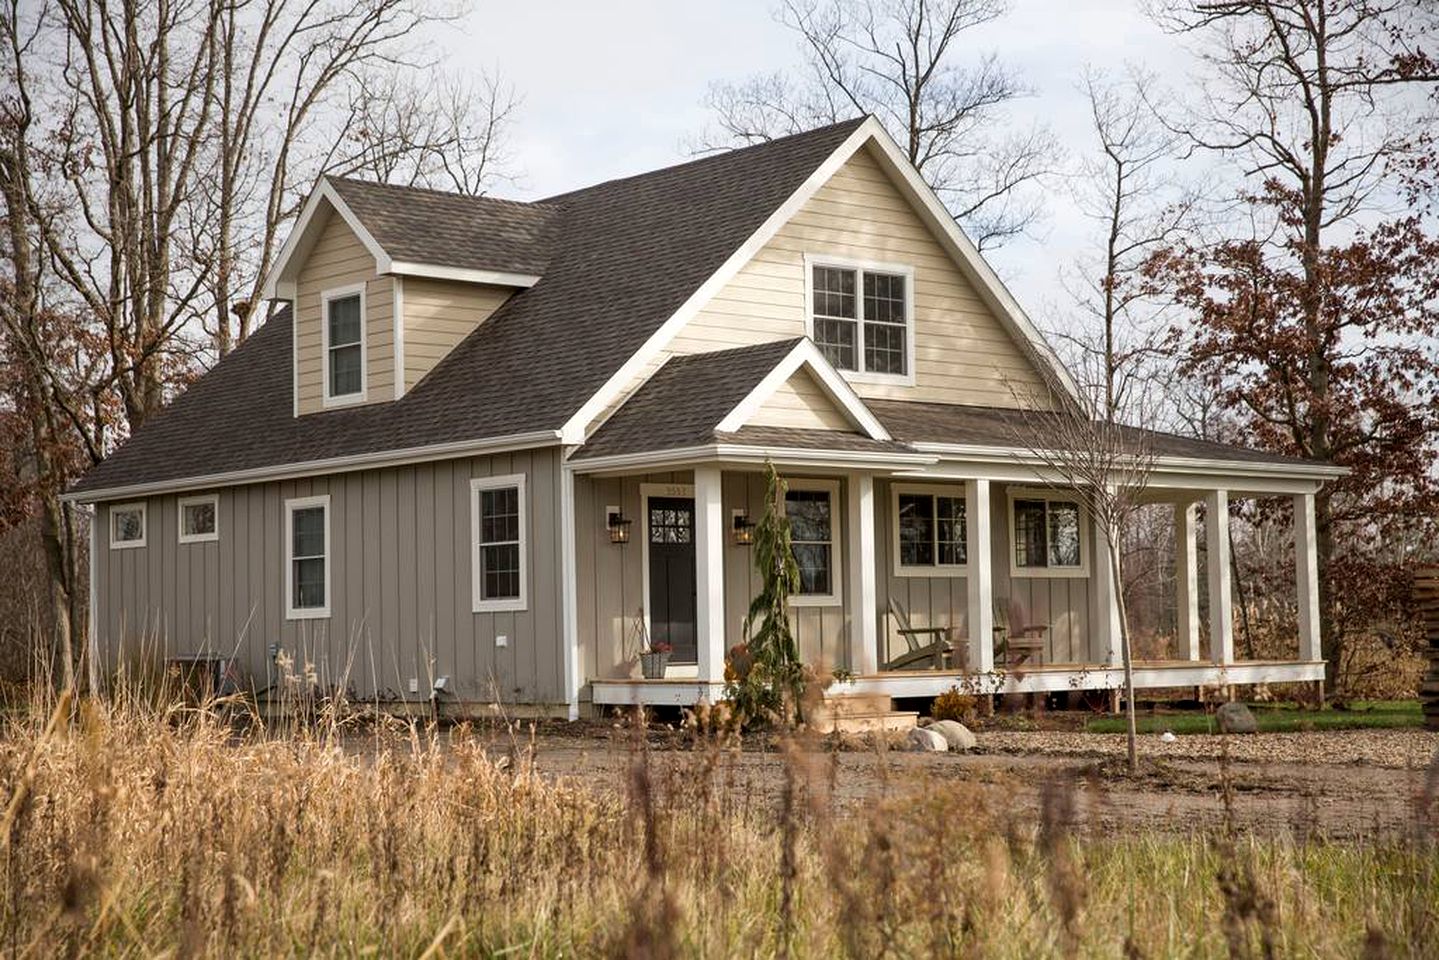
[
  {"xmin": 906, "ymin": 727, "xmax": 948, "ymax": 752},
  {"xmin": 1160, "ymin": 731, "xmax": 1177, "ymax": 743},
  {"xmin": 927, "ymin": 719, "xmax": 978, "ymax": 752},
  {"xmin": 1216, "ymin": 702, "xmax": 1258, "ymax": 734}
]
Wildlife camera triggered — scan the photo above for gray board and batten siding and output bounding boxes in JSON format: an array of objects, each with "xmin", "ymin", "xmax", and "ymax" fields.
[{"xmin": 92, "ymin": 448, "xmax": 566, "ymax": 708}]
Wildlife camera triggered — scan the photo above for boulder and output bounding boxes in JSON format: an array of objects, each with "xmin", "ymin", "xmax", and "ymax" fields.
[
  {"xmin": 1215, "ymin": 702, "xmax": 1258, "ymax": 734},
  {"xmin": 905, "ymin": 726, "xmax": 948, "ymax": 752},
  {"xmin": 927, "ymin": 719, "xmax": 978, "ymax": 752}
]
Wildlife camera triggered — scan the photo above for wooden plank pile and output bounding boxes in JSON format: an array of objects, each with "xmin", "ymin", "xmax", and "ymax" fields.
[{"xmin": 1419, "ymin": 567, "xmax": 1439, "ymax": 730}]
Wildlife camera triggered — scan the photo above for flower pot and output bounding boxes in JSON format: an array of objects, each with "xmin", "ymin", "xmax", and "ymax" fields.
[{"xmin": 639, "ymin": 651, "xmax": 670, "ymax": 679}]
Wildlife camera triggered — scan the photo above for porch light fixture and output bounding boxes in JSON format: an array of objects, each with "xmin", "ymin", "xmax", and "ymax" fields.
[
  {"xmin": 606, "ymin": 507, "xmax": 633, "ymax": 545},
  {"xmin": 732, "ymin": 509, "xmax": 756, "ymax": 546}
]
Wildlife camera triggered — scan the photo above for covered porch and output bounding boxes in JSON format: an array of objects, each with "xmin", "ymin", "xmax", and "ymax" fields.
[{"xmin": 573, "ymin": 454, "xmax": 1329, "ymax": 709}]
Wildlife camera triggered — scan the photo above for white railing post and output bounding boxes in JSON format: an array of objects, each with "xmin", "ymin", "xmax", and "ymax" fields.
[
  {"xmin": 846, "ymin": 472, "xmax": 878, "ymax": 675},
  {"xmin": 1175, "ymin": 501, "xmax": 1201, "ymax": 660},
  {"xmin": 965, "ymin": 479, "xmax": 994, "ymax": 673},
  {"xmin": 1294, "ymin": 492, "xmax": 1322, "ymax": 662},
  {"xmin": 1205, "ymin": 489, "xmax": 1234, "ymax": 664},
  {"xmin": 694, "ymin": 466, "xmax": 726, "ymax": 688},
  {"xmin": 1093, "ymin": 513, "xmax": 1123, "ymax": 665}
]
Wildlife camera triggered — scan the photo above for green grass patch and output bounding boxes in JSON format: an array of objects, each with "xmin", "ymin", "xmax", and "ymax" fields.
[{"xmin": 1082, "ymin": 699, "xmax": 1423, "ymax": 735}]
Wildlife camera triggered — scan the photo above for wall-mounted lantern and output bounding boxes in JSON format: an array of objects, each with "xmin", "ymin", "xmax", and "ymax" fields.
[
  {"xmin": 731, "ymin": 509, "xmax": 756, "ymax": 546},
  {"xmin": 606, "ymin": 506, "xmax": 633, "ymax": 545}
]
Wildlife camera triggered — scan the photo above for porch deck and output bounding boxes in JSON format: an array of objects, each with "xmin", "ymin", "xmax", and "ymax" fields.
[{"xmin": 589, "ymin": 658, "xmax": 1326, "ymax": 706}]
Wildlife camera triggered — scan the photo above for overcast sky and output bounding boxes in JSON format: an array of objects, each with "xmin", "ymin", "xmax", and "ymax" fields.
[{"xmin": 435, "ymin": 0, "xmax": 1192, "ymax": 325}]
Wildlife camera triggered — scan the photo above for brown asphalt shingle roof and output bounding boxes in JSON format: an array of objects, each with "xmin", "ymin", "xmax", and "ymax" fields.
[
  {"xmin": 328, "ymin": 178, "xmax": 557, "ymax": 276},
  {"xmin": 73, "ymin": 118, "xmax": 870, "ymax": 495}
]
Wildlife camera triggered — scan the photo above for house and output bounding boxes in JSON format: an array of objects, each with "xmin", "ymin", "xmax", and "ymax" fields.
[{"xmin": 68, "ymin": 117, "xmax": 1342, "ymax": 717}]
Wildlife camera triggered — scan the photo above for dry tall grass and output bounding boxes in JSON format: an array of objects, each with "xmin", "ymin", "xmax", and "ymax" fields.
[{"xmin": 1, "ymin": 684, "xmax": 1436, "ymax": 958}]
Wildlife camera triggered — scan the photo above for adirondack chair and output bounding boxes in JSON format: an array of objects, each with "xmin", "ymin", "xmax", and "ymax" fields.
[
  {"xmin": 993, "ymin": 597, "xmax": 1047, "ymax": 667},
  {"xmin": 882, "ymin": 597, "xmax": 954, "ymax": 671}
]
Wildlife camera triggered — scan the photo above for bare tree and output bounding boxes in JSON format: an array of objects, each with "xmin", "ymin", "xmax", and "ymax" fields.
[
  {"xmin": 1057, "ymin": 66, "xmax": 1195, "ymax": 422},
  {"xmin": 1005, "ymin": 389, "xmax": 1157, "ymax": 772},
  {"xmin": 697, "ymin": 0, "xmax": 1057, "ymax": 249}
]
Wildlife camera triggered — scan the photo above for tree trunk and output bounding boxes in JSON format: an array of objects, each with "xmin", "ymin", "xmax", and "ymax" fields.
[{"xmin": 39, "ymin": 492, "xmax": 75, "ymax": 691}]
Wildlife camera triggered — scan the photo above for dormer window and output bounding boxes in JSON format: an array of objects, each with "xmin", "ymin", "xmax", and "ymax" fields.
[
  {"xmin": 322, "ymin": 284, "xmax": 366, "ymax": 404},
  {"xmin": 806, "ymin": 256, "xmax": 914, "ymax": 384}
]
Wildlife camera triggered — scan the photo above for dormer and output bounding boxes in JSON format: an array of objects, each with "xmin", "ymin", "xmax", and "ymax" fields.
[{"xmin": 264, "ymin": 177, "xmax": 555, "ymax": 416}]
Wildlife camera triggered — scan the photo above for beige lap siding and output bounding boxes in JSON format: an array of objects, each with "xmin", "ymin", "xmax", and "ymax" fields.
[
  {"xmin": 294, "ymin": 211, "xmax": 394, "ymax": 414},
  {"xmin": 401, "ymin": 278, "xmax": 514, "ymax": 392},
  {"xmin": 91, "ymin": 448, "xmax": 567, "ymax": 707},
  {"xmin": 667, "ymin": 144, "xmax": 1052, "ymax": 409},
  {"xmin": 747, "ymin": 369, "xmax": 854, "ymax": 431}
]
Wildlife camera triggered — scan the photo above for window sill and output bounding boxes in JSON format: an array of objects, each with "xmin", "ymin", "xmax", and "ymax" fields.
[
  {"xmin": 1009, "ymin": 567, "xmax": 1088, "ymax": 580},
  {"xmin": 110, "ymin": 540, "xmax": 146, "ymax": 551},
  {"xmin": 790, "ymin": 594, "xmax": 842, "ymax": 608},
  {"xmin": 178, "ymin": 533, "xmax": 219, "ymax": 545},
  {"xmin": 837, "ymin": 370, "xmax": 915, "ymax": 388},
  {"xmin": 286, "ymin": 607, "xmax": 331, "ymax": 620},
  {"xmin": 473, "ymin": 598, "xmax": 527, "ymax": 614},
  {"xmin": 894, "ymin": 565, "xmax": 968, "ymax": 579},
  {"xmin": 322, "ymin": 392, "xmax": 368, "ymax": 409}
]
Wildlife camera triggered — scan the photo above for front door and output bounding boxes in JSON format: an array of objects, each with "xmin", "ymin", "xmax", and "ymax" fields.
[{"xmin": 647, "ymin": 496, "xmax": 697, "ymax": 663}]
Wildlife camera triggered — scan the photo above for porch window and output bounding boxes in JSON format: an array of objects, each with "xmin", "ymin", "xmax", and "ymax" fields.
[
  {"xmin": 323, "ymin": 285, "xmax": 365, "ymax": 403},
  {"xmin": 808, "ymin": 259, "xmax": 913, "ymax": 380},
  {"xmin": 785, "ymin": 482, "xmax": 840, "ymax": 604},
  {"xmin": 896, "ymin": 488, "xmax": 966, "ymax": 572},
  {"xmin": 471, "ymin": 474, "xmax": 527, "ymax": 612},
  {"xmin": 1012, "ymin": 497, "xmax": 1082, "ymax": 571},
  {"xmin": 285, "ymin": 495, "xmax": 329, "ymax": 618}
]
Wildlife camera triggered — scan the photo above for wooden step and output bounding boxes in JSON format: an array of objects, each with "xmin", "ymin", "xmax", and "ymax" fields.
[
  {"xmin": 810, "ymin": 710, "xmax": 919, "ymax": 735},
  {"xmin": 821, "ymin": 692, "xmax": 893, "ymax": 717}
]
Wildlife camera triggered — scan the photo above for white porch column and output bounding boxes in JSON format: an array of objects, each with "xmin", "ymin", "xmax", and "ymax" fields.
[
  {"xmin": 1294, "ymin": 492, "xmax": 1322, "ymax": 662},
  {"xmin": 559, "ymin": 465, "xmax": 580, "ymax": 719},
  {"xmin": 846, "ymin": 472, "xmax": 878, "ymax": 675},
  {"xmin": 1092, "ymin": 514, "xmax": 1123, "ymax": 665},
  {"xmin": 694, "ymin": 466, "xmax": 726, "ymax": 686},
  {"xmin": 1204, "ymin": 489, "xmax": 1234, "ymax": 664},
  {"xmin": 1174, "ymin": 502, "xmax": 1201, "ymax": 660},
  {"xmin": 964, "ymin": 479, "xmax": 994, "ymax": 673}
]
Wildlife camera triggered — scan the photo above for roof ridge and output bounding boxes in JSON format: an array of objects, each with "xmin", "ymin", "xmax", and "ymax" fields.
[
  {"xmin": 539, "ymin": 116, "xmax": 869, "ymax": 204},
  {"xmin": 326, "ymin": 175, "xmax": 554, "ymax": 209}
]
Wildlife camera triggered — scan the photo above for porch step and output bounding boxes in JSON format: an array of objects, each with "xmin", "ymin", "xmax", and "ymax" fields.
[{"xmin": 810, "ymin": 692, "xmax": 918, "ymax": 735}]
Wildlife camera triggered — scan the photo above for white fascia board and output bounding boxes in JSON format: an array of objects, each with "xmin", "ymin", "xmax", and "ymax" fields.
[
  {"xmin": 567, "ymin": 442, "xmax": 934, "ymax": 476},
  {"xmin": 909, "ymin": 440, "xmax": 1349, "ymax": 480},
  {"xmin": 556, "ymin": 118, "xmax": 884, "ymax": 445},
  {"xmin": 64, "ymin": 430, "xmax": 562, "ymax": 504},
  {"xmin": 715, "ymin": 339, "xmax": 891, "ymax": 440},
  {"xmin": 261, "ymin": 178, "xmax": 392, "ymax": 301},
  {"xmin": 857, "ymin": 124, "xmax": 1083, "ymax": 406},
  {"xmin": 387, "ymin": 261, "xmax": 541, "ymax": 288}
]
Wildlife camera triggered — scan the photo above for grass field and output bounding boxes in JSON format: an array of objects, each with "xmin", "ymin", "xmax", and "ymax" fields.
[
  {"xmin": 1, "ymin": 688, "xmax": 1436, "ymax": 957},
  {"xmin": 1082, "ymin": 699, "xmax": 1423, "ymax": 735}
]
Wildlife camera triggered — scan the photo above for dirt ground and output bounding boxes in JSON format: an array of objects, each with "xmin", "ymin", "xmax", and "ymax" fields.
[{"xmin": 494, "ymin": 725, "xmax": 1439, "ymax": 841}]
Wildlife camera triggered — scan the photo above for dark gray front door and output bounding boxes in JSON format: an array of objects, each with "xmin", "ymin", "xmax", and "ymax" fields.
[{"xmin": 648, "ymin": 497, "xmax": 697, "ymax": 663}]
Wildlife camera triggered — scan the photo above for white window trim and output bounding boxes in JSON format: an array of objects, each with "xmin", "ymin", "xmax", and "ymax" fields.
[
  {"xmin": 284, "ymin": 494, "xmax": 331, "ymax": 619},
  {"xmin": 891, "ymin": 482, "xmax": 969, "ymax": 578},
  {"xmin": 1007, "ymin": 489, "xmax": 1089, "ymax": 579},
  {"xmin": 320, "ymin": 282, "xmax": 368, "ymax": 407},
  {"xmin": 786, "ymin": 477, "xmax": 843, "ymax": 607},
  {"xmin": 109, "ymin": 501, "xmax": 147, "ymax": 550},
  {"xmin": 177, "ymin": 494, "xmax": 219, "ymax": 544},
  {"xmin": 803, "ymin": 253, "xmax": 917, "ymax": 387},
  {"xmin": 471, "ymin": 473, "xmax": 528, "ymax": 613}
]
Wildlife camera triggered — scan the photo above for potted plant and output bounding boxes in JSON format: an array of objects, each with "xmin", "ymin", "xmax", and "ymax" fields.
[{"xmin": 640, "ymin": 640, "xmax": 672, "ymax": 679}]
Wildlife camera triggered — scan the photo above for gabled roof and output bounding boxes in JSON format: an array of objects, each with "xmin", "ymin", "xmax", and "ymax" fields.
[{"xmin": 326, "ymin": 178, "xmax": 558, "ymax": 277}]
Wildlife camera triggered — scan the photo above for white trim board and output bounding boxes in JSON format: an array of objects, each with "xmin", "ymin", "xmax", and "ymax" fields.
[{"xmin": 716, "ymin": 339, "xmax": 890, "ymax": 440}]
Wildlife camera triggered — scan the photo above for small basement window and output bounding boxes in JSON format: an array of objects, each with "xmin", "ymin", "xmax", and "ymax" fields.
[
  {"xmin": 323, "ymin": 284, "xmax": 365, "ymax": 403},
  {"xmin": 178, "ymin": 494, "xmax": 219, "ymax": 543},
  {"xmin": 110, "ymin": 502, "xmax": 147, "ymax": 549},
  {"xmin": 471, "ymin": 474, "xmax": 527, "ymax": 612},
  {"xmin": 285, "ymin": 495, "xmax": 330, "ymax": 618},
  {"xmin": 1011, "ymin": 495, "xmax": 1084, "ymax": 576}
]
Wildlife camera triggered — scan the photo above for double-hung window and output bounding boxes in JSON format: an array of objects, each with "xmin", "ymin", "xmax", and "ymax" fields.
[
  {"xmin": 1011, "ymin": 495, "xmax": 1084, "ymax": 575},
  {"xmin": 895, "ymin": 486, "xmax": 966, "ymax": 574},
  {"xmin": 808, "ymin": 258, "xmax": 913, "ymax": 381},
  {"xmin": 471, "ymin": 475, "xmax": 527, "ymax": 612},
  {"xmin": 323, "ymin": 284, "xmax": 365, "ymax": 404},
  {"xmin": 285, "ymin": 495, "xmax": 330, "ymax": 618},
  {"xmin": 785, "ymin": 480, "xmax": 841, "ymax": 605}
]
